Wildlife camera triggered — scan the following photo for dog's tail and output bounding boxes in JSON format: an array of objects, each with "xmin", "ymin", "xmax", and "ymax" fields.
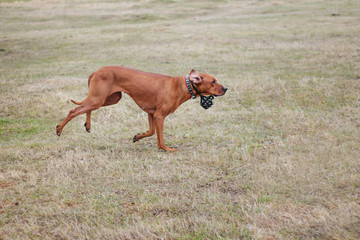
[
  {"xmin": 70, "ymin": 73, "xmax": 94, "ymax": 105},
  {"xmin": 71, "ymin": 99, "xmax": 85, "ymax": 105}
]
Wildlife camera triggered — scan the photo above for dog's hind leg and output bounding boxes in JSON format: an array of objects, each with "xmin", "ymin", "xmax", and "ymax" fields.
[
  {"xmin": 83, "ymin": 92, "xmax": 122, "ymax": 133},
  {"xmin": 72, "ymin": 99, "xmax": 92, "ymax": 133},
  {"xmin": 56, "ymin": 98, "xmax": 104, "ymax": 137},
  {"xmin": 84, "ymin": 111, "xmax": 91, "ymax": 133}
]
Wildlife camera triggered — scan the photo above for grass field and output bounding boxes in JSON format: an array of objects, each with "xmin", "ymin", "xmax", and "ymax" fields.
[{"xmin": 1, "ymin": 0, "xmax": 360, "ymax": 239}]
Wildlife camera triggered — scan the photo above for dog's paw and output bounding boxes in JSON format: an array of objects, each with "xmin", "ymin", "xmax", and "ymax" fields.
[
  {"xmin": 56, "ymin": 125, "xmax": 61, "ymax": 136},
  {"xmin": 133, "ymin": 133, "xmax": 142, "ymax": 142},
  {"xmin": 84, "ymin": 122, "xmax": 90, "ymax": 133}
]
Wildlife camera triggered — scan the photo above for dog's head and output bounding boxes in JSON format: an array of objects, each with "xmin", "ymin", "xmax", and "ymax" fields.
[{"xmin": 189, "ymin": 69, "xmax": 227, "ymax": 96}]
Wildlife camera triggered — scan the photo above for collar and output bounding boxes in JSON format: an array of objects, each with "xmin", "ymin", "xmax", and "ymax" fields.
[{"xmin": 185, "ymin": 75, "xmax": 196, "ymax": 99}]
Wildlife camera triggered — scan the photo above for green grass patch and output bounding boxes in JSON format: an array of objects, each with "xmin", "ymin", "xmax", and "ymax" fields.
[{"xmin": 0, "ymin": 118, "xmax": 51, "ymax": 141}]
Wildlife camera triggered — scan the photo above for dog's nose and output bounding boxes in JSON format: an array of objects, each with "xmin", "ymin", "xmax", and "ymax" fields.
[{"xmin": 223, "ymin": 87, "xmax": 228, "ymax": 93}]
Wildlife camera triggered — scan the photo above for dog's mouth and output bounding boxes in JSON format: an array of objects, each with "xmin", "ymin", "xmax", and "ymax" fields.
[
  {"xmin": 196, "ymin": 86, "xmax": 227, "ymax": 109},
  {"xmin": 214, "ymin": 87, "xmax": 228, "ymax": 97}
]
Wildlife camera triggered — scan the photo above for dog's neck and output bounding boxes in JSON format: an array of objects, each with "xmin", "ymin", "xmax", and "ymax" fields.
[
  {"xmin": 185, "ymin": 75, "xmax": 197, "ymax": 99},
  {"xmin": 171, "ymin": 76, "xmax": 196, "ymax": 105}
]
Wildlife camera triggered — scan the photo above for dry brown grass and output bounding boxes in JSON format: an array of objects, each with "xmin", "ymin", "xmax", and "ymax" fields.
[{"xmin": 1, "ymin": 0, "xmax": 360, "ymax": 239}]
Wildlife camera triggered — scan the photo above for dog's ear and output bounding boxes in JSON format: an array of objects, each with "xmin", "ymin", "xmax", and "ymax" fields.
[{"xmin": 189, "ymin": 69, "xmax": 202, "ymax": 84}]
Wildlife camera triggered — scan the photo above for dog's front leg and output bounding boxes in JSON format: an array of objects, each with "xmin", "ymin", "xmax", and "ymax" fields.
[
  {"xmin": 133, "ymin": 113, "xmax": 155, "ymax": 142},
  {"xmin": 154, "ymin": 114, "xmax": 178, "ymax": 152}
]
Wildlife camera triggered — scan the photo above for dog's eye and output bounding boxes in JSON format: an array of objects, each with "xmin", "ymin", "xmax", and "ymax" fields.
[{"xmin": 212, "ymin": 80, "xmax": 216, "ymax": 84}]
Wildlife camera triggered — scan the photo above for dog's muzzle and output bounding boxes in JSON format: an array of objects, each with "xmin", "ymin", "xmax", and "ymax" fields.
[
  {"xmin": 223, "ymin": 87, "xmax": 228, "ymax": 94},
  {"xmin": 201, "ymin": 87, "xmax": 227, "ymax": 109}
]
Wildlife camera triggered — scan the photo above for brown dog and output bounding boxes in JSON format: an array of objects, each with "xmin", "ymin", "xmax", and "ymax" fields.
[{"xmin": 56, "ymin": 66, "xmax": 227, "ymax": 152}]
